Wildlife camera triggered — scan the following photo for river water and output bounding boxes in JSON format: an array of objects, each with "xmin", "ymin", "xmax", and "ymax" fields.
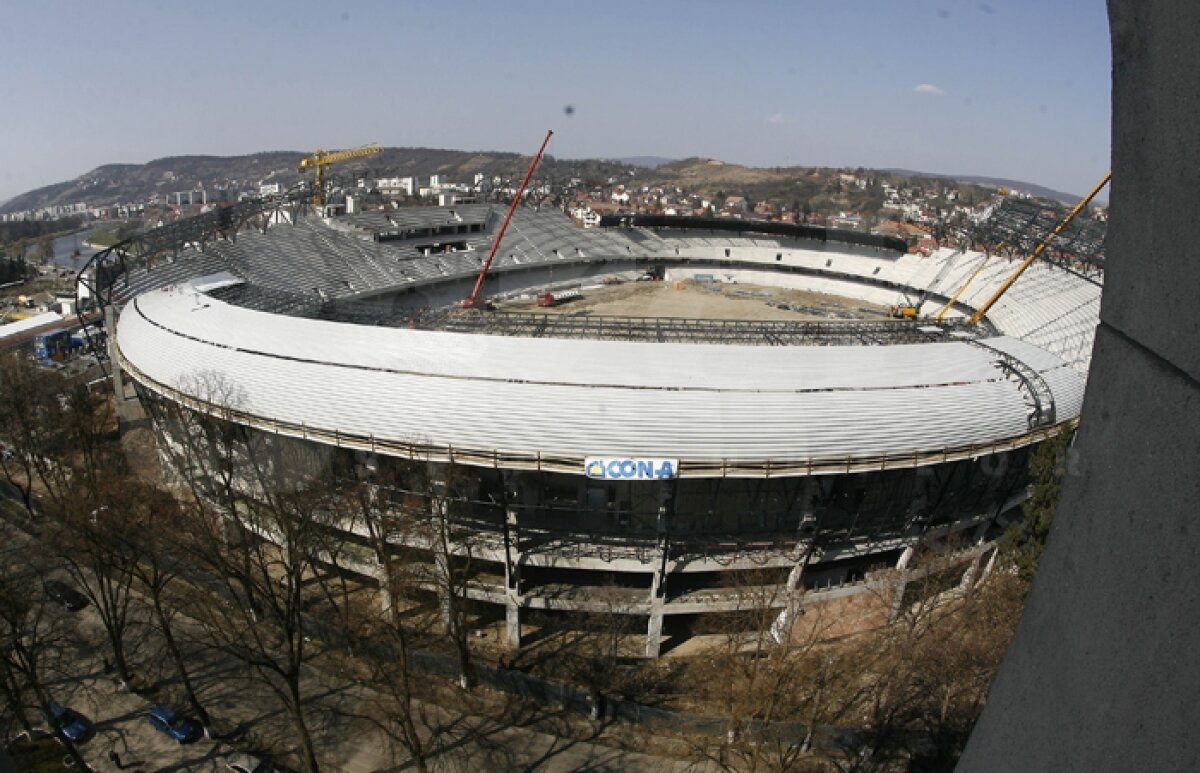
[{"xmin": 49, "ymin": 231, "xmax": 99, "ymax": 272}]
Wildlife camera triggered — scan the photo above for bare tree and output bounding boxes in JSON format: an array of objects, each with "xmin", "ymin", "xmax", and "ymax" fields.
[
  {"xmin": 185, "ymin": 430, "xmax": 350, "ymax": 773},
  {"xmin": 141, "ymin": 377, "xmax": 350, "ymax": 769},
  {"xmin": 834, "ymin": 548, "xmax": 1028, "ymax": 770},
  {"xmin": 0, "ymin": 548, "xmax": 90, "ymax": 770},
  {"xmin": 189, "ymin": 496, "xmax": 325, "ymax": 772},
  {"xmin": 685, "ymin": 569, "xmax": 849, "ymax": 772},
  {"xmin": 520, "ymin": 583, "xmax": 644, "ymax": 722},
  {"xmin": 121, "ymin": 481, "xmax": 213, "ymax": 734},
  {"xmin": 0, "ymin": 354, "xmax": 72, "ymax": 515},
  {"xmin": 361, "ymin": 559, "xmax": 440, "ymax": 773},
  {"xmin": 336, "ymin": 461, "xmax": 445, "ymax": 772},
  {"xmin": 425, "ymin": 461, "xmax": 478, "ymax": 691},
  {"xmin": 50, "ymin": 486, "xmax": 141, "ymax": 689}
]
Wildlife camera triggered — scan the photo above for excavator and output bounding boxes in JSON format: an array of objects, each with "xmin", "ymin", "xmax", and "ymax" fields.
[{"xmin": 298, "ymin": 143, "xmax": 383, "ymax": 207}]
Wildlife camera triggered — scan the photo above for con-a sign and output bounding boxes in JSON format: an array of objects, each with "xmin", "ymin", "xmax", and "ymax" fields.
[{"xmin": 584, "ymin": 457, "xmax": 678, "ymax": 480}]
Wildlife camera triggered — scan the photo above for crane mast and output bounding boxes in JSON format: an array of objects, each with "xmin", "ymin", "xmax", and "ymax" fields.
[
  {"xmin": 299, "ymin": 143, "xmax": 383, "ymax": 207},
  {"xmin": 462, "ymin": 129, "xmax": 554, "ymax": 309}
]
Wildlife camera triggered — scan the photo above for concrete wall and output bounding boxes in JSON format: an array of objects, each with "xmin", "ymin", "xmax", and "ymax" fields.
[{"xmin": 960, "ymin": 2, "xmax": 1200, "ymax": 769}]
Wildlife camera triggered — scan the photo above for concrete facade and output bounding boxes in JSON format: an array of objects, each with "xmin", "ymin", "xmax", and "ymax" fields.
[{"xmin": 961, "ymin": 2, "xmax": 1200, "ymax": 769}]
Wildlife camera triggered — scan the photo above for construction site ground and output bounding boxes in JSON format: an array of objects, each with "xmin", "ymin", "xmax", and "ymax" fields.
[{"xmin": 496, "ymin": 279, "xmax": 894, "ymax": 322}]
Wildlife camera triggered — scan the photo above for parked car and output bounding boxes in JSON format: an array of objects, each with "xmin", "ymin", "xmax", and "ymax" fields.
[
  {"xmin": 43, "ymin": 702, "xmax": 89, "ymax": 742},
  {"xmin": 146, "ymin": 705, "xmax": 201, "ymax": 743},
  {"xmin": 222, "ymin": 751, "xmax": 274, "ymax": 773},
  {"xmin": 42, "ymin": 580, "xmax": 88, "ymax": 611}
]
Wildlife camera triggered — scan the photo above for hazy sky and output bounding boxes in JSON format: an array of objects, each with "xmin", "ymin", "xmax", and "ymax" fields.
[{"xmin": 0, "ymin": 0, "xmax": 1111, "ymax": 203}]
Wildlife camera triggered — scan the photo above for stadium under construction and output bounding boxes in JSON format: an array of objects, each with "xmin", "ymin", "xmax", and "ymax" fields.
[{"xmin": 81, "ymin": 182, "xmax": 1104, "ymax": 656}]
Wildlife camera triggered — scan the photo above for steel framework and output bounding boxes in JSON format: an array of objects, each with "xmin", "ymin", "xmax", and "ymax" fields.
[
  {"xmin": 72, "ymin": 184, "xmax": 315, "ymax": 373},
  {"xmin": 974, "ymin": 196, "xmax": 1107, "ymax": 278},
  {"xmin": 424, "ymin": 309, "xmax": 987, "ymax": 346}
]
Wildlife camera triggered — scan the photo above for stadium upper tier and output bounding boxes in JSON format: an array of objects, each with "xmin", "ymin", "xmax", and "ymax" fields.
[
  {"xmin": 112, "ymin": 207, "xmax": 1101, "ymax": 371},
  {"xmin": 117, "ymin": 277, "xmax": 1084, "ymax": 477}
]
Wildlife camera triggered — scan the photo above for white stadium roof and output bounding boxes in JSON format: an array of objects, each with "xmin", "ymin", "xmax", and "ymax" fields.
[
  {"xmin": 117, "ymin": 281, "xmax": 1086, "ymax": 476},
  {"xmin": 0, "ymin": 311, "xmax": 65, "ymax": 340}
]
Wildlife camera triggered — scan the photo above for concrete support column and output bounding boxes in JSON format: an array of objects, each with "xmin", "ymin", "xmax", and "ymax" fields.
[
  {"xmin": 978, "ymin": 546, "xmax": 1000, "ymax": 582},
  {"xmin": 645, "ymin": 600, "xmax": 665, "ymax": 659},
  {"xmin": 106, "ymin": 304, "xmax": 127, "ymax": 400},
  {"xmin": 959, "ymin": 550, "xmax": 985, "ymax": 590},
  {"xmin": 503, "ymin": 505, "xmax": 522, "ymax": 649},
  {"xmin": 646, "ymin": 549, "xmax": 668, "ymax": 658},
  {"xmin": 645, "ymin": 481, "xmax": 674, "ymax": 659},
  {"xmin": 888, "ymin": 544, "xmax": 917, "ymax": 622},
  {"xmin": 430, "ymin": 495, "xmax": 455, "ymax": 632},
  {"xmin": 787, "ymin": 477, "xmax": 820, "ymax": 594},
  {"xmin": 376, "ymin": 558, "xmax": 395, "ymax": 617},
  {"xmin": 771, "ymin": 478, "xmax": 820, "ymax": 644}
]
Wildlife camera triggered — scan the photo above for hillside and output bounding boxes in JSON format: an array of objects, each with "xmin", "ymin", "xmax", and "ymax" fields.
[
  {"xmin": 0, "ymin": 149, "xmax": 648, "ymax": 215},
  {"xmin": 2, "ymin": 145, "xmax": 1074, "ymax": 219},
  {"xmin": 884, "ymin": 169, "xmax": 1089, "ymax": 205}
]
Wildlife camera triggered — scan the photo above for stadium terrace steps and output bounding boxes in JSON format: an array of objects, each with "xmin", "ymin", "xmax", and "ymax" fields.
[{"xmin": 110, "ymin": 207, "xmax": 1101, "ymax": 375}]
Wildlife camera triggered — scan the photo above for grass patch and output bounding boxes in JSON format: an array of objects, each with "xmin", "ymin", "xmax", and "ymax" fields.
[{"xmin": 86, "ymin": 229, "xmax": 120, "ymax": 248}]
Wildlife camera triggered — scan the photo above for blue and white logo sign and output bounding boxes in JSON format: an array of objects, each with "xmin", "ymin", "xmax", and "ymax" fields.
[{"xmin": 585, "ymin": 457, "xmax": 678, "ymax": 480}]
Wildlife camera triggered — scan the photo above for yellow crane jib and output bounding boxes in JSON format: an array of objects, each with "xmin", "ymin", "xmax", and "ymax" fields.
[
  {"xmin": 968, "ymin": 171, "xmax": 1111, "ymax": 326},
  {"xmin": 935, "ymin": 248, "xmax": 996, "ymax": 322},
  {"xmin": 298, "ymin": 143, "xmax": 383, "ymax": 207}
]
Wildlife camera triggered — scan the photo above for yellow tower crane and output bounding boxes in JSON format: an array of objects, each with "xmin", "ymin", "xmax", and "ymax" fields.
[{"xmin": 298, "ymin": 143, "xmax": 383, "ymax": 207}]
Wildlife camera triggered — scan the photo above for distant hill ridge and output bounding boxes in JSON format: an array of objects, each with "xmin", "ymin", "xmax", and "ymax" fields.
[
  {"xmin": 1, "ymin": 146, "xmax": 1081, "ymax": 215},
  {"xmin": 0, "ymin": 148, "xmax": 648, "ymax": 215},
  {"xmin": 883, "ymin": 169, "xmax": 1090, "ymax": 205}
]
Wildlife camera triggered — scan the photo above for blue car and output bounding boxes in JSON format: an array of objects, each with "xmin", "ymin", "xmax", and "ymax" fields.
[
  {"xmin": 44, "ymin": 702, "xmax": 89, "ymax": 742},
  {"xmin": 147, "ymin": 705, "xmax": 201, "ymax": 743}
]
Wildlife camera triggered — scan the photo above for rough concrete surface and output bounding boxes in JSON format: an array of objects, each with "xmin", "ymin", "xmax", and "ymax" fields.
[
  {"xmin": 960, "ymin": 1, "xmax": 1200, "ymax": 770},
  {"xmin": 1098, "ymin": 0, "xmax": 1200, "ymax": 382}
]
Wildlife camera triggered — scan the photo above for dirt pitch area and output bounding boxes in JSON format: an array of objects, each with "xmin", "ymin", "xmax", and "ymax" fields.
[{"xmin": 496, "ymin": 279, "xmax": 894, "ymax": 322}]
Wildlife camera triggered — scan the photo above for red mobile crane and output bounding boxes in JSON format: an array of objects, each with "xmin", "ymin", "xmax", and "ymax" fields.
[{"xmin": 461, "ymin": 129, "xmax": 554, "ymax": 309}]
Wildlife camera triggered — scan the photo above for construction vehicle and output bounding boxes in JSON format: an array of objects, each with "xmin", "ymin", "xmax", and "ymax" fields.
[
  {"xmin": 537, "ymin": 289, "xmax": 581, "ymax": 307},
  {"xmin": 890, "ymin": 294, "xmax": 922, "ymax": 319},
  {"xmin": 462, "ymin": 129, "xmax": 554, "ymax": 310},
  {"xmin": 298, "ymin": 143, "xmax": 383, "ymax": 207}
]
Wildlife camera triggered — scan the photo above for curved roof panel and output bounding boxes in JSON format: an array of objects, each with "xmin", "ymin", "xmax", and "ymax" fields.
[{"xmin": 118, "ymin": 282, "xmax": 1084, "ymax": 472}]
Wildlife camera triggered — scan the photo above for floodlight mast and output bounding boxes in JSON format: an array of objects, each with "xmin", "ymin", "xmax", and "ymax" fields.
[
  {"xmin": 462, "ymin": 129, "xmax": 554, "ymax": 309},
  {"xmin": 968, "ymin": 171, "xmax": 1111, "ymax": 325}
]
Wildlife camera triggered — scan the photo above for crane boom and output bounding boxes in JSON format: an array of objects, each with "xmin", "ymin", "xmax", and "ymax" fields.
[
  {"xmin": 298, "ymin": 143, "xmax": 383, "ymax": 207},
  {"xmin": 935, "ymin": 249, "xmax": 995, "ymax": 322},
  {"xmin": 462, "ymin": 129, "xmax": 554, "ymax": 309},
  {"xmin": 968, "ymin": 171, "xmax": 1110, "ymax": 325}
]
